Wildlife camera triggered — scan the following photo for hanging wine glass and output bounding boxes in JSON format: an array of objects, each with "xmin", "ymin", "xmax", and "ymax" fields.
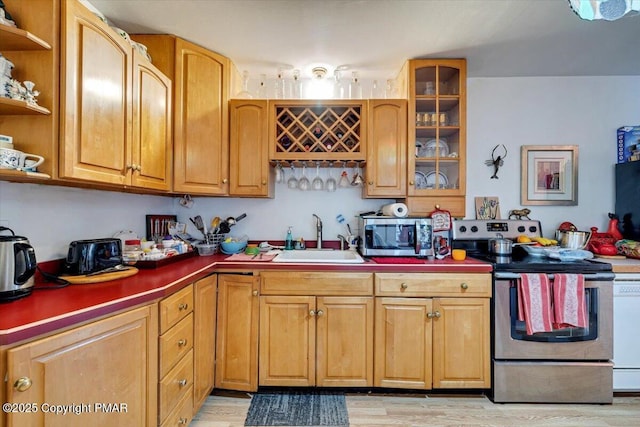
[
  {"xmin": 274, "ymin": 161, "xmax": 284, "ymax": 184},
  {"xmin": 312, "ymin": 161, "xmax": 324, "ymax": 191},
  {"xmin": 298, "ymin": 162, "xmax": 310, "ymax": 191},
  {"xmin": 338, "ymin": 162, "xmax": 351, "ymax": 188},
  {"xmin": 287, "ymin": 164, "xmax": 298, "ymax": 189},
  {"xmin": 325, "ymin": 162, "xmax": 337, "ymax": 192}
]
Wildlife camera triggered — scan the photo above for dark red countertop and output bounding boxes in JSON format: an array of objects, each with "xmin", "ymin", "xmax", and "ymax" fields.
[{"xmin": 0, "ymin": 254, "xmax": 491, "ymax": 346}]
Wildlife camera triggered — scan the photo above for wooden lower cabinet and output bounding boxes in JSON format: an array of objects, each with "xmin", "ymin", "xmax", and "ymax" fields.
[
  {"xmin": 4, "ymin": 305, "xmax": 158, "ymax": 427},
  {"xmin": 259, "ymin": 296, "xmax": 373, "ymax": 387},
  {"xmin": 432, "ymin": 298, "xmax": 490, "ymax": 388},
  {"xmin": 215, "ymin": 274, "xmax": 260, "ymax": 391},
  {"xmin": 374, "ymin": 297, "xmax": 433, "ymax": 389},
  {"xmin": 193, "ymin": 275, "xmax": 217, "ymax": 411},
  {"xmin": 374, "ymin": 272, "xmax": 491, "ymax": 390}
]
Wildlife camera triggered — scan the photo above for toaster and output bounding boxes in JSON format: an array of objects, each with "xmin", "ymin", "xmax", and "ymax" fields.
[{"xmin": 62, "ymin": 238, "xmax": 123, "ymax": 275}]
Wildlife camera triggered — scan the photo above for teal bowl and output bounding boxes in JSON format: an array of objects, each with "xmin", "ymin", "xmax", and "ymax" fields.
[{"xmin": 220, "ymin": 239, "xmax": 248, "ymax": 254}]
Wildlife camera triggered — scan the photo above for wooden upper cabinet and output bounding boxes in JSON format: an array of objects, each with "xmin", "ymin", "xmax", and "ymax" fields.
[
  {"xmin": 59, "ymin": 0, "xmax": 132, "ymax": 185},
  {"xmin": 131, "ymin": 51, "xmax": 172, "ymax": 191},
  {"xmin": 131, "ymin": 35, "xmax": 231, "ymax": 195},
  {"xmin": 364, "ymin": 99, "xmax": 407, "ymax": 198},
  {"xmin": 401, "ymin": 59, "xmax": 467, "ymax": 217},
  {"xmin": 229, "ymin": 99, "xmax": 272, "ymax": 197}
]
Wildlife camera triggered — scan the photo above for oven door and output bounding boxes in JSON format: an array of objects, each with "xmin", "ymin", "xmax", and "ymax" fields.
[{"xmin": 494, "ymin": 274, "xmax": 613, "ymax": 360}]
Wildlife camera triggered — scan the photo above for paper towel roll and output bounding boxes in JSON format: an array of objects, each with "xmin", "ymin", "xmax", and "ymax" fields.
[{"xmin": 381, "ymin": 203, "xmax": 409, "ymax": 217}]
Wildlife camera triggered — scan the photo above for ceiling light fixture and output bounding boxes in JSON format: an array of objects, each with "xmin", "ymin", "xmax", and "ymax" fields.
[
  {"xmin": 569, "ymin": 0, "xmax": 639, "ymax": 20},
  {"xmin": 306, "ymin": 67, "xmax": 332, "ymax": 99}
]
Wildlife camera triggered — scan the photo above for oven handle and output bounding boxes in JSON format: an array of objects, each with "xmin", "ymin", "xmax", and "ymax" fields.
[{"xmin": 494, "ymin": 272, "xmax": 615, "ymax": 281}]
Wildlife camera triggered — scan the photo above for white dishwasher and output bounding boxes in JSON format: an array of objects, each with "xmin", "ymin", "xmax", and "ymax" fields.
[{"xmin": 613, "ymin": 273, "xmax": 640, "ymax": 391}]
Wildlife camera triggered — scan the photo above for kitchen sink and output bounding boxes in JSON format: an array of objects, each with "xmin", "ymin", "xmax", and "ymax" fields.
[{"xmin": 271, "ymin": 250, "xmax": 365, "ymax": 264}]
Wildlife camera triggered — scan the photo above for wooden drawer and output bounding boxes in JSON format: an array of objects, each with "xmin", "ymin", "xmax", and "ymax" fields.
[
  {"xmin": 160, "ymin": 285, "xmax": 194, "ymax": 333},
  {"xmin": 160, "ymin": 313, "xmax": 194, "ymax": 378},
  {"xmin": 375, "ymin": 273, "xmax": 491, "ymax": 297},
  {"xmin": 159, "ymin": 348, "xmax": 194, "ymax": 422},
  {"xmin": 160, "ymin": 385, "xmax": 193, "ymax": 427},
  {"xmin": 260, "ymin": 271, "xmax": 373, "ymax": 295}
]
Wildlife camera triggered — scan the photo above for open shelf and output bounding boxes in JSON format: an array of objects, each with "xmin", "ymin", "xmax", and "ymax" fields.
[
  {"xmin": 0, "ymin": 24, "xmax": 51, "ymax": 50},
  {"xmin": 0, "ymin": 97, "xmax": 50, "ymax": 115}
]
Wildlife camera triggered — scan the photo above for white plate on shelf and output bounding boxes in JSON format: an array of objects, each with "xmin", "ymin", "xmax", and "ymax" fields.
[
  {"xmin": 425, "ymin": 171, "xmax": 448, "ymax": 189},
  {"xmin": 425, "ymin": 138, "xmax": 449, "ymax": 157},
  {"xmin": 415, "ymin": 171, "xmax": 429, "ymax": 189}
]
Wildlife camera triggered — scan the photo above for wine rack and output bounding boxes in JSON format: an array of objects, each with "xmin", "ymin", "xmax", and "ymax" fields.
[{"xmin": 270, "ymin": 101, "xmax": 367, "ymax": 162}]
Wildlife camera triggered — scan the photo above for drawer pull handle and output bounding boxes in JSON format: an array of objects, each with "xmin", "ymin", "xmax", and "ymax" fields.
[
  {"xmin": 460, "ymin": 283, "xmax": 469, "ymax": 290},
  {"xmin": 178, "ymin": 379, "xmax": 188, "ymax": 387},
  {"xmin": 400, "ymin": 283, "xmax": 408, "ymax": 290},
  {"xmin": 178, "ymin": 417, "xmax": 188, "ymax": 425},
  {"xmin": 13, "ymin": 377, "xmax": 32, "ymax": 392},
  {"xmin": 178, "ymin": 339, "xmax": 187, "ymax": 347},
  {"xmin": 178, "ymin": 303, "xmax": 188, "ymax": 311},
  {"xmin": 309, "ymin": 309, "xmax": 316, "ymax": 316}
]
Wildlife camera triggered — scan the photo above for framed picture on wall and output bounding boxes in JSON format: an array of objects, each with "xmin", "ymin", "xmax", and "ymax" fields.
[{"xmin": 521, "ymin": 145, "xmax": 578, "ymax": 206}]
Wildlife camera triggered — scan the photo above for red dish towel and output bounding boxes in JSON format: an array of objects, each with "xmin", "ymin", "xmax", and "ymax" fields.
[
  {"xmin": 553, "ymin": 273, "xmax": 587, "ymax": 329},
  {"xmin": 518, "ymin": 273, "xmax": 554, "ymax": 335}
]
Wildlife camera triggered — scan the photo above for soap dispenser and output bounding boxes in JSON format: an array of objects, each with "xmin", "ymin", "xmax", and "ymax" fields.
[{"xmin": 285, "ymin": 226, "xmax": 294, "ymax": 250}]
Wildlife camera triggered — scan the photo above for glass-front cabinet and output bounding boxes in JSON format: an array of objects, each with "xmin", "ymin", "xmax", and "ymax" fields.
[{"xmin": 403, "ymin": 59, "xmax": 466, "ymax": 216}]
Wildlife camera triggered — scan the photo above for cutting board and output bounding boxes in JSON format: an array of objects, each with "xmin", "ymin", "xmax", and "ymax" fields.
[
  {"xmin": 594, "ymin": 254, "xmax": 626, "ymax": 259},
  {"xmin": 60, "ymin": 267, "xmax": 139, "ymax": 284}
]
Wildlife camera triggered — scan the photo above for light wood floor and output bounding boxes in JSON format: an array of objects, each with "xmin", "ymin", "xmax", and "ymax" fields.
[{"xmin": 191, "ymin": 391, "xmax": 640, "ymax": 427}]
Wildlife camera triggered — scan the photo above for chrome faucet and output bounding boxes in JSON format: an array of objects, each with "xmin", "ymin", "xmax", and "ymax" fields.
[
  {"xmin": 313, "ymin": 214, "xmax": 323, "ymax": 249},
  {"xmin": 337, "ymin": 234, "xmax": 348, "ymax": 251}
]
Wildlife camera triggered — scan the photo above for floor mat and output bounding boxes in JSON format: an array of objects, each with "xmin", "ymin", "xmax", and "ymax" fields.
[{"xmin": 244, "ymin": 391, "xmax": 349, "ymax": 426}]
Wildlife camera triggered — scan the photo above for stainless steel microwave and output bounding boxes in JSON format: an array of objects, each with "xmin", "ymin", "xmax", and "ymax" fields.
[{"xmin": 358, "ymin": 216, "xmax": 433, "ymax": 257}]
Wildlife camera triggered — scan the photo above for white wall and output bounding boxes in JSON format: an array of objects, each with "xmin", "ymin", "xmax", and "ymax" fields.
[
  {"xmin": 2, "ymin": 75, "xmax": 638, "ymax": 261},
  {"xmin": 467, "ymin": 75, "xmax": 639, "ymax": 236}
]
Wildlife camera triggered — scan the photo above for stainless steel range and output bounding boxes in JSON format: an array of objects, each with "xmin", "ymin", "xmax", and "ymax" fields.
[{"xmin": 453, "ymin": 219, "xmax": 615, "ymax": 404}]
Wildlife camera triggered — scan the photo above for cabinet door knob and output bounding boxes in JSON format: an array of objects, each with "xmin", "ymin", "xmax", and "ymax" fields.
[
  {"xmin": 427, "ymin": 312, "xmax": 435, "ymax": 319},
  {"xmin": 400, "ymin": 283, "xmax": 408, "ymax": 290},
  {"xmin": 136, "ymin": 165, "xmax": 142, "ymax": 172},
  {"xmin": 434, "ymin": 311, "xmax": 441, "ymax": 318},
  {"xmin": 368, "ymin": 181, "xmax": 373, "ymax": 185},
  {"xmin": 309, "ymin": 309, "xmax": 316, "ymax": 316},
  {"xmin": 222, "ymin": 178, "xmax": 228, "ymax": 184},
  {"xmin": 178, "ymin": 303, "xmax": 188, "ymax": 311},
  {"xmin": 252, "ymin": 290, "xmax": 259, "ymax": 296},
  {"xmin": 316, "ymin": 309, "xmax": 324, "ymax": 316},
  {"xmin": 178, "ymin": 379, "xmax": 188, "ymax": 387},
  {"xmin": 13, "ymin": 376, "xmax": 32, "ymax": 392},
  {"xmin": 178, "ymin": 339, "xmax": 187, "ymax": 347},
  {"xmin": 409, "ymin": 181, "xmax": 414, "ymax": 186},
  {"xmin": 460, "ymin": 282, "xmax": 469, "ymax": 290},
  {"xmin": 262, "ymin": 180, "xmax": 267, "ymax": 185}
]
